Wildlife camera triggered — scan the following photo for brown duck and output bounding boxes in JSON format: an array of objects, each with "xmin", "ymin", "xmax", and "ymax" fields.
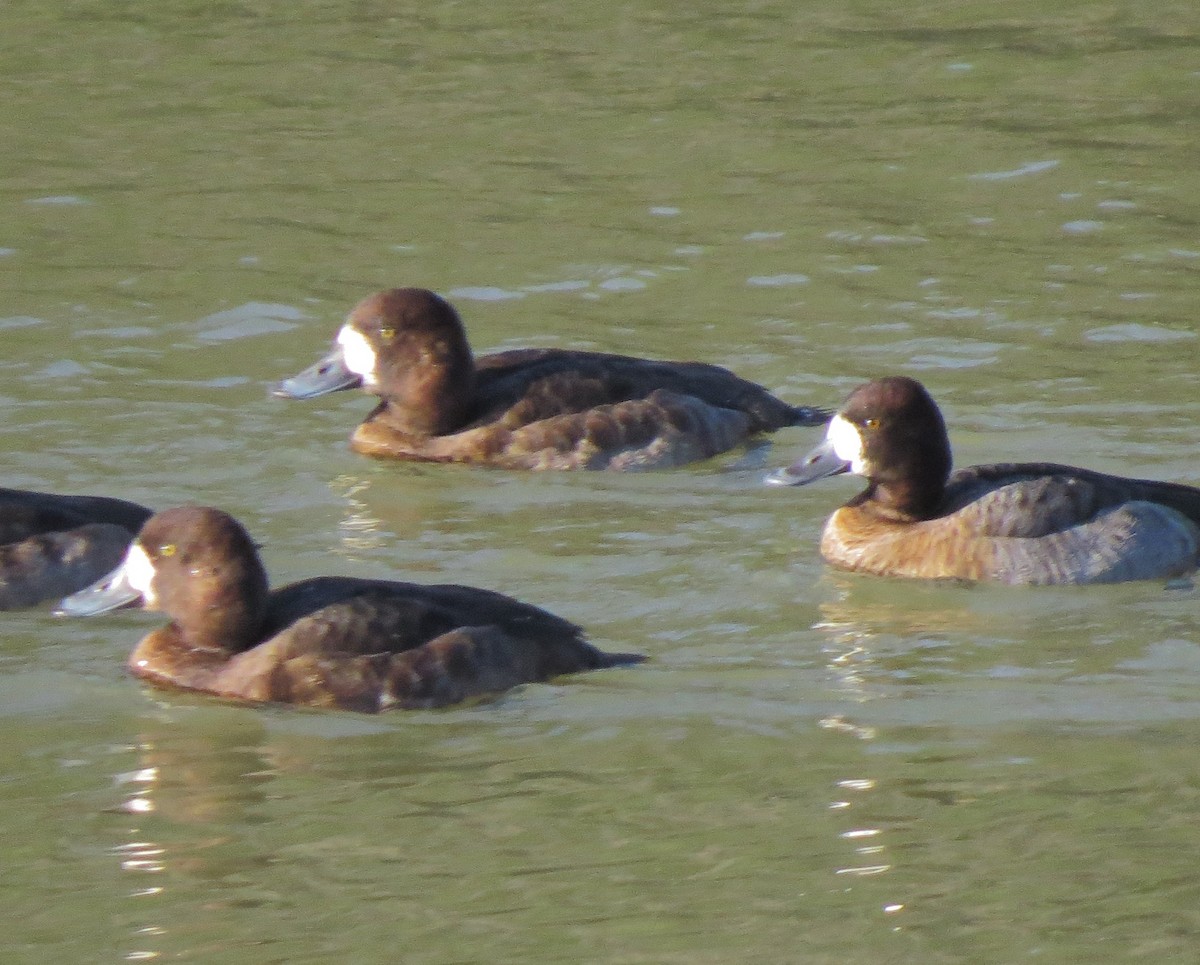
[
  {"xmin": 767, "ymin": 376, "xmax": 1200, "ymax": 585},
  {"xmin": 275, "ymin": 287, "xmax": 828, "ymax": 470},
  {"xmin": 58, "ymin": 506, "xmax": 642, "ymax": 711}
]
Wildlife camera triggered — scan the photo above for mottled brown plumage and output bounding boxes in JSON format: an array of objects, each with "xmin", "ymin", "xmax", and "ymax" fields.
[
  {"xmin": 769, "ymin": 377, "xmax": 1200, "ymax": 585},
  {"xmin": 276, "ymin": 288, "xmax": 828, "ymax": 470},
  {"xmin": 0, "ymin": 487, "xmax": 152, "ymax": 609},
  {"xmin": 58, "ymin": 507, "xmax": 642, "ymax": 712}
]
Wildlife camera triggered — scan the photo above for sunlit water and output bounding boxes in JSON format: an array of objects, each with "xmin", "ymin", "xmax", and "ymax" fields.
[{"xmin": 3, "ymin": 2, "xmax": 1200, "ymax": 962}]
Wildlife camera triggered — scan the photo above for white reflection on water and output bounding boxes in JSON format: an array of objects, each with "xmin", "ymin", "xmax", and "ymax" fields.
[
  {"xmin": 811, "ymin": 611, "xmax": 904, "ymax": 898},
  {"xmin": 193, "ymin": 303, "xmax": 306, "ymax": 343},
  {"xmin": 746, "ymin": 273, "xmax": 810, "ymax": 287},
  {"xmin": 967, "ymin": 159, "xmax": 1060, "ymax": 181},
  {"xmin": 101, "ymin": 720, "xmax": 282, "ymax": 962},
  {"xmin": 330, "ymin": 474, "xmax": 387, "ymax": 555},
  {"xmin": 112, "ymin": 760, "xmax": 166, "ymax": 960}
]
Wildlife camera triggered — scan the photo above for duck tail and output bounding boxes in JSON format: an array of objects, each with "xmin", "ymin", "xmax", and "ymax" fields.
[
  {"xmin": 790, "ymin": 404, "xmax": 832, "ymax": 427},
  {"xmin": 592, "ymin": 649, "xmax": 647, "ymax": 669}
]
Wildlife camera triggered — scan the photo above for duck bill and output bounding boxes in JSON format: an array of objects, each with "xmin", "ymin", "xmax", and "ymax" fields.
[
  {"xmin": 55, "ymin": 558, "xmax": 143, "ymax": 617},
  {"xmin": 765, "ymin": 438, "xmax": 852, "ymax": 487},
  {"xmin": 273, "ymin": 347, "xmax": 362, "ymax": 400}
]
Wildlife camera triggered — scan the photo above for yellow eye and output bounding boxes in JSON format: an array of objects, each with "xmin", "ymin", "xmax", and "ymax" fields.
[
  {"xmin": 161, "ymin": 544, "xmax": 177, "ymax": 557},
  {"xmin": 379, "ymin": 326, "xmax": 395, "ymax": 341},
  {"xmin": 863, "ymin": 418, "xmax": 880, "ymax": 430}
]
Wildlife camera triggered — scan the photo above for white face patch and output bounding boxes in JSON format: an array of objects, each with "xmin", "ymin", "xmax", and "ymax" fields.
[
  {"xmin": 124, "ymin": 543, "xmax": 158, "ymax": 606},
  {"xmin": 336, "ymin": 326, "xmax": 379, "ymax": 387},
  {"xmin": 827, "ymin": 414, "xmax": 867, "ymax": 475}
]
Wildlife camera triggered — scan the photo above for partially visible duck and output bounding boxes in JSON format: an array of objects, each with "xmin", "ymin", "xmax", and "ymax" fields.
[
  {"xmin": 57, "ymin": 506, "xmax": 642, "ymax": 711},
  {"xmin": 766, "ymin": 376, "xmax": 1200, "ymax": 585},
  {"xmin": 274, "ymin": 288, "xmax": 828, "ymax": 470},
  {"xmin": 0, "ymin": 487, "xmax": 152, "ymax": 609}
]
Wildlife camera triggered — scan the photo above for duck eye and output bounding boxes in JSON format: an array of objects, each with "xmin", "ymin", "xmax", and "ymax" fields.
[
  {"xmin": 863, "ymin": 418, "xmax": 880, "ymax": 430},
  {"xmin": 160, "ymin": 543, "xmax": 177, "ymax": 557},
  {"xmin": 379, "ymin": 326, "xmax": 395, "ymax": 341}
]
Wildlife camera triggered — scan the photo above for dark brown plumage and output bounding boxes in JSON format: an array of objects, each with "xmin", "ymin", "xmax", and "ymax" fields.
[
  {"xmin": 276, "ymin": 288, "xmax": 828, "ymax": 470},
  {"xmin": 58, "ymin": 507, "xmax": 643, "ymax": 712},
  {"xmin": 0, "ymin": 487, "xmax": 152, "ymax": 609}
]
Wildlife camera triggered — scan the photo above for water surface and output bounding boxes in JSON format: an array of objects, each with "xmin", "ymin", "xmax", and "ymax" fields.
[{"xmin": 2, "ymin": 1, "xmax": 1200, "ymax": 961}]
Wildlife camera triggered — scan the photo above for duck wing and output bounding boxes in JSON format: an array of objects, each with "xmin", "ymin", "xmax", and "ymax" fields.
[
  {"xmin": 473, "ymin": 349, "xmax": 825, "ymax": 431},
  {"xmin": 213, "ymin": 578, "xmax": 639, "ymax": 711},
  {"xmin": 0, "ymin": 523, "xmax": 135, "ymax": 609},
  {"xmin": 944, "ymin": 463, "xmax": 1200, "ymax": 538},
  {"xmin": 0, "ymin": 488, "xmax": 151, "ymax": 543}
]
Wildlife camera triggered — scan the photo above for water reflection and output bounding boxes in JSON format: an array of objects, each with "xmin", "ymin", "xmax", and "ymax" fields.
[
  {"xmin": 107, "ymin": 712, "xmax": 275, "ymax": 962},
  {"xmin": 328, "ymin": 474, "xmax": 388, "ymax": 555},
  {"xmin": 6, "ymin": 0, "xmax": 1200, "ymax": 957},
  {"xmin": 814, "ymin": 609, "xmax": 902, "ymax": 912}
]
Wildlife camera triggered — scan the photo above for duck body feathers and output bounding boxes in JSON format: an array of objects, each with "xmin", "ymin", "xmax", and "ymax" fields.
[
  {"xmin": 770, "ymin": 377, "xmax": 1200, "ymax": 586},
  {"xmin": 277, "ymin": 288, "xmax": 827, "ymax": 471},
  {"xmin": 131, "ymin": 576, "xmax": 637, "ymax": 712},
  {"xmin": 825, "ymin": 462, "xmax": 1200, "ymax": 585},
  {"xmin": 0, "ymin": 488, "xmax": 152, "ymax": 609},
  {"xmin": 59, "ymin": 506, "xmax": 640, "ymax": 713},
  {"xmin": 357, "ymin": 348, "xmax": 822, "ymax": 470},
  {"xmin": 471, "ymin": 348, "xmax": 811, "ymax": 433}
]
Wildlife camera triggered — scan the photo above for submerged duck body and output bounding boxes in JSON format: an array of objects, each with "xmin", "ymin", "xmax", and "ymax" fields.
[
  {"xmin": 0, "ymin": 487, "xmax": 152, "ymax": 609},
  {"xmin": 275, "ymin": 288, "xmax": 828, "ymax": 470},
  {"xmin": 58, "ymin": 506, "xmax": 641, "ymax": 712},
  {"xmin": 767, "ymin": 377, "xmax": 1200, "ymax": 585}
]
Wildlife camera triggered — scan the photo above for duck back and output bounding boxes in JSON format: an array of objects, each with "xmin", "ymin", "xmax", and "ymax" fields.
[
  {"xmin": 472, "ymin": 349, "xmax": 807, "ymax": 431},
  {"xmin": 824, "ymin": 463, "xmax": 1200, "ymax": 585},
  {"xmin": 355, "ymin": 348, "xmax": 818, "ymax": 470},
  {"xmin": 132, "ymin": 576, "xmax": 640, "ymax": 712},
  {"xmin": 0, "ymin": 489, "xmax": 152, "ymax": 609}
]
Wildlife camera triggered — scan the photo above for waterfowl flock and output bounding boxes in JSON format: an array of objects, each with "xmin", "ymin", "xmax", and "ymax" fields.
[{"xmin": 5, "ymin": 288, "xmax": 1197, "ymax": 712}]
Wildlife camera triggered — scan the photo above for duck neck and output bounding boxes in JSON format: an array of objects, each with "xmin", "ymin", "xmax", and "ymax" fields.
[
  {"xmin": 863, "ymin": 426, "xmax": 952, "ymax": 522},
  {"xmin": 378, "ymin": 345, "xmax": 477, "ymax": 437},
  {"xmin": 176, "ymin": 607, "xmax": 264, "ymax": 655},
  {"xmin": 170, "ymin": 559, "xmax": 270, "ymax": 654},
  {"xmin": 858, "ymin": 478, "xmax": 944, "ymax": 523}
]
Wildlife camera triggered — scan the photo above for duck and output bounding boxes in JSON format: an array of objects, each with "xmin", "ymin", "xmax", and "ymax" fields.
[
  {"xmin": 0, "ymin": 487, "xmax": 152, "ymax": 609},
  {"xmin": 56, "ymin": 506, "xmax": 643, "ymax": 711},
  {"xmin": 765, "ymin": 376, "xmax": 1200, "ymax": 585},
  {"xmin": 274, "ymin": 287, "xmax": 828, "ymax": 470}
]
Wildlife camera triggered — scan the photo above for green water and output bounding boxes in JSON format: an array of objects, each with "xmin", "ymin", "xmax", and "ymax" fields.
[{"xmin": 3, "ymin": 1, "xmax": 1200, "ymax": 961}]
